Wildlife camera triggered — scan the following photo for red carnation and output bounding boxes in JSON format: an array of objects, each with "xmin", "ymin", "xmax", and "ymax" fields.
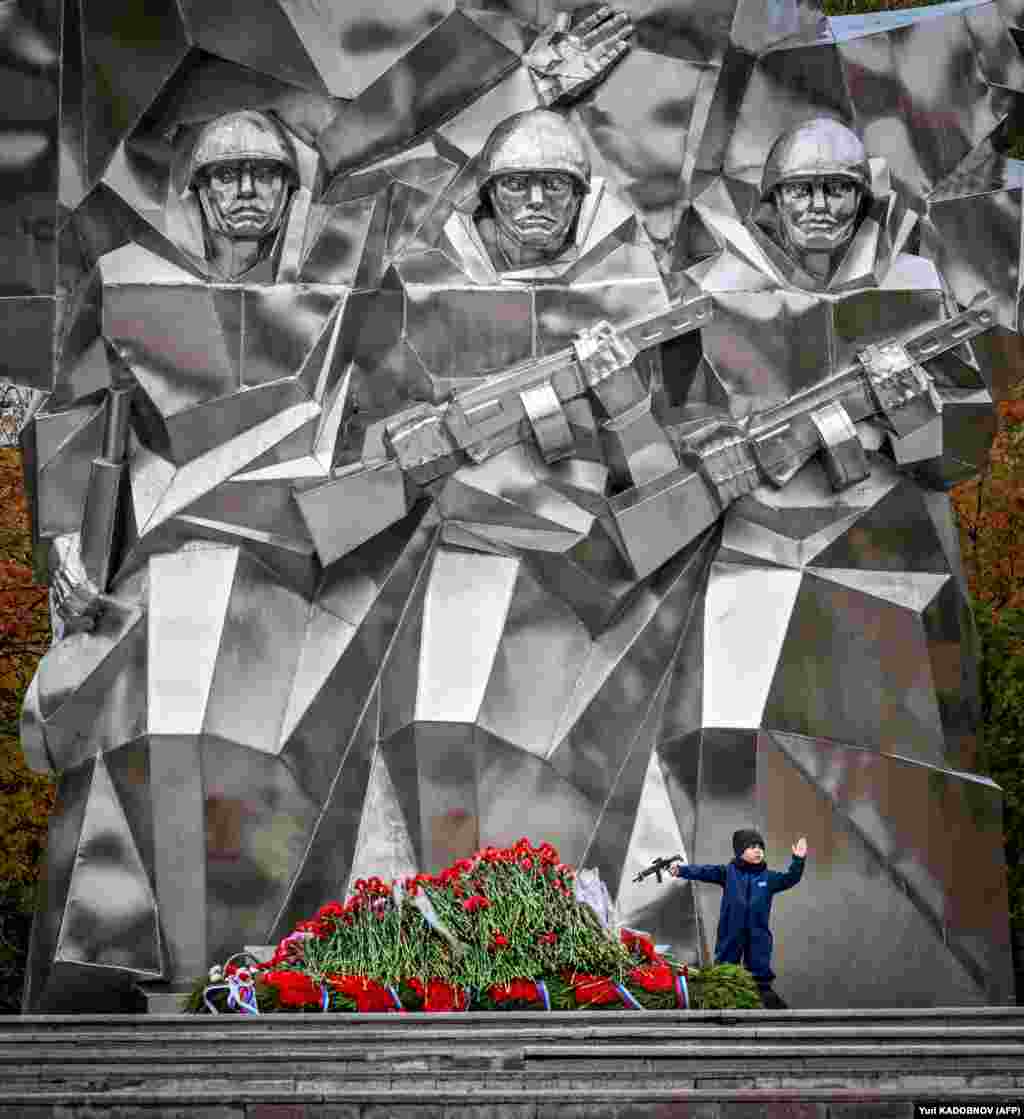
[
  {"xmin": 315, "ymin": 902, "xmax": 345, "ymax": 930},
  {"xmin": 293, "ymin": 917, "xmax": 330, "ymax": 939},
  {"xmin": 489, "ymin": 978, "xmax": 542, "ymax": 1005},
  {"xmin": 263, "ymin": 969, "xmax": 322, "ymax": 1008},
  {"xmin": 565, "ymin": 971, "xmax": 622, "ymax": 1007},
  {"xmin": 537, "ymin": 930, "xmax": 557, "ymax": 946},
  {"xmin": 462, "ymin": 894, "xmax": 490, "ymax": 913},
  {"xmin": 328, "ymin": 974, "xmax": 398, "ymax": 1013},
  {"xmin": 490, "ymin": 932, "xmax": 509, "ymax": 950},
  {"xmin": 629, "ymin": 962, "xmax": 675, "ymax": 993},
  {"xmin": 620, "ymin": 928, "xmax": 658, "ymax": 963},
  {"xmin": 423, "ymin": 978, "xmax": 466, "ymax": 1012}
]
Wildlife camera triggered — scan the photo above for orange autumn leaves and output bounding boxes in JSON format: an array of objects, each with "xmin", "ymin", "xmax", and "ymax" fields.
[
  {"xmin": 952, "ymin": 395, "xmax": 1024, "ymax": 615},
  {"xmin": 0, "ymin": 448, "xmax": 54, "ymax": 889}
]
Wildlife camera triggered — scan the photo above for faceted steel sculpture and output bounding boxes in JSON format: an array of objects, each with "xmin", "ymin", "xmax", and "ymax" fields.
[{"xmin": 1, "ymin": 0, "xmax": 1018, "ymax": 1010}]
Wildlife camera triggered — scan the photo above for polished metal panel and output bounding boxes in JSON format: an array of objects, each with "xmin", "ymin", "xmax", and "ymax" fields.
[
  {"xmin": 837, "ymin": 15, "xmax": 1001, "ymax": 202},
  {"xmin": 763, "ymin": 567, "xmax": 951, "ymax": 765},
  {"xmin": 23, "ymin": 761, "xmax": 96, "ymax": 1012},
  {"xmin": 764, "ymin": 731, "xmax": 1012, "ymax": 1007},
  {"xmin": 477, "ymin": 564, "xmax": 592, "ymax": 757},
  {"xmin": 703, "ymin": 562, "xmax": 802, "ymax": 729},
  {"xmin": 474, "ymin": 727, "xmax": 595, "ymax": 870},
  {"xmin": 417, "ymin": 547, "xmax": 521, "ymax": 724},
  {"xmin": 295, "ymin": 461, "xmax": 410, "ymax": 566},
  {"xmin": 147, "ymin": 548, "xmax": 238, "ymax": 736},
  {"xmin": 274, "ymin": 685, "xmax": 380, "ymax": 933},
  {"xmin": 179, "ymin": 0, "xmax": 325, "ymax": 94},
  {"xmin": 36, "ymin": 403, "xmax": 106, "ymax": 538},
  {"xmin": 346, "ymin": 734, "xmax": 420, "ymax": 891},
  {"xmin": 201, "ymin": 736, "xmax": 320, "ymax": 965},
  {"xmin": 12, "ymin": 0, "xmax": 1015, "ymax": 1009},
  {"xmin": 57, "ymin": 751, "xmax": 162, "ymax": 976},
  {"xmin": 33, "ymin": 608, "xmax": 148, "ymax": 776},
  {"xmin": 925, "ymin": 188, "xmax": 1022, "ymax": 331},
  {"xmin": 582, "ymin": 669, "xmax": 674, "ymax": 890},
  {"xmin": 614, "ymin": 738, "xmax": 702, "ymax": 965},
  {"xmin": 201, "ymin": 550, "xmax": 309, "ymax": 754}
]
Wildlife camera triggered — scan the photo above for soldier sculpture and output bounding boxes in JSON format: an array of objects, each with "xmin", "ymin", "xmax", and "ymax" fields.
[{"xmin": 5, "ymin": 1, "xmax": 1015, "ymax": 1011}]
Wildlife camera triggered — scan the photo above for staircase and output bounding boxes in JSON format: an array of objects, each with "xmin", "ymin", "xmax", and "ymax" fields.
[{"xmin": 0, "ymin": 1007, "xmax": 1021, "ymax": 1117}]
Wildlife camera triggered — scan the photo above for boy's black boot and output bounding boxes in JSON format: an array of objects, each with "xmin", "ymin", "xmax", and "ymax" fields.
[{"xmin": 757, "ymin": 983, "xmax": 788, "ymax": 1010}]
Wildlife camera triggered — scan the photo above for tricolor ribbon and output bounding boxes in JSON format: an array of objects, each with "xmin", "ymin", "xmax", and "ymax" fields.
[
  {"xmin": 614, "ymin": 981, "xmax": 643, "ymax": 1010},
  {"xmin": 536, "ymin": 980, "xmax": 551, "ymax": 1010},
  {"xmin": 205, "ymin": 952, "xmax": 261, "ymax": 1015},
  {"xmin": 674, "ymin": 970, "xmax": 689, "ymax": 1009},
  {"xmin": 223, "ymin": 972, "xmax": 260, "ymax": 1015}
]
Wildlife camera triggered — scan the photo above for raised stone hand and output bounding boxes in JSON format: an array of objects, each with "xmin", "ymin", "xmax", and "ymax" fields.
[{"xmin": 526, "ymin": 6, "xmax": 633, "ymax": 107}]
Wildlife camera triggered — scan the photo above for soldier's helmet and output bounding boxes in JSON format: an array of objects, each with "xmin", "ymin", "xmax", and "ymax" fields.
[
  {"xmin": 760, "ymin": 117, "xmax": 871, "ymax": 202},
  {"xmin": 189, "ymin": 110, "xmax": 299, "ymax": 186},
  {"xmin": 478, "ymin": 109, "xmax": 591, "ymax": 194}
]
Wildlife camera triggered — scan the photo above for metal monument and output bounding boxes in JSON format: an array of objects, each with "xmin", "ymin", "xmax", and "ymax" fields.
[{"xmin": 1, "ymin": 0, "xmax": 1018, "ymax": 1010}]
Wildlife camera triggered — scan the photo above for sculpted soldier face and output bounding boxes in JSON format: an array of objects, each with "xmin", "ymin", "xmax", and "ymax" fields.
[
  {"xmin": 490, "ymin": 171, "xmax": 580, "ymax": 254},
  {"xmin": 197, "ymin": 159, "xmax": 291, "ymax": 241},
  {"xmin": 189, "ymin": 111, "xmax": 298, "ymax": 278},
  {"xmin": 775, "ymin": 176, "xmax": 862, "ymax": 258},
  {"xmin": 760, "ymin": 118, "xmax": 871, "ymax": 282},
  {"xmin": 477, "ymin": 109, "xmax": 591, "ymax": 269}
]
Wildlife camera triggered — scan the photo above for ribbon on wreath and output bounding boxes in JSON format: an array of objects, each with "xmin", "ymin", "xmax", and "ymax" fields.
[
  {"xmin": 674, "ymin": 969, "xmax": 689, "ymax": 1009},
  {"xmin": 204, "ymin": 953, "xmax": 261, "ymax": 1015},
  {"xmin": 613, "ymin": 981, "xmax": 643, "ymax": 1010}
]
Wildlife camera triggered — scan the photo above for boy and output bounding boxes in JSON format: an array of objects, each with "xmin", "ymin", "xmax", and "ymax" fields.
[{"xmin": 672, "ymin": 830, "xmax": 807, "ymax": 1009}]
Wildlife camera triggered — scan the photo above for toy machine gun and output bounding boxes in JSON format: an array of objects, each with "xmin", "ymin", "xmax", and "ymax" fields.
[
  {"xmin": 633, "ymin": 855, "xmax": 683, "ymax": 884},
  {"xmin": 293, "ymin": 289, "xmax": 997, "ymax": 576}
]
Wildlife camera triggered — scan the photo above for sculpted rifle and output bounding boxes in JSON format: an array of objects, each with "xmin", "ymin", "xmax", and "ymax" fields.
[
  {"xmin": 295, "ymin": 290, "xmax": 996, "ymax": 577},
  {"xmin": 294, "ymin": 295, "xmax": 714, "ymax": 566},
  {"xmin": 79, "ymin": 384, "xmax": 134, "ymax": 592},
  {"xmin": 606, "ymin": 290, "xmax": 996, "ymax": 578}
]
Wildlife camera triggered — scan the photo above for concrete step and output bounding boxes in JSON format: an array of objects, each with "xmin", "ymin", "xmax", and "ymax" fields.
[
  {"xmin": 3, "ymin": 1026, "xmax": 1024, "ymax": 1052},
  {"xmin": 12, "ymin": 1004, "xmax": 1024, "ymax": 1029},
  {"xmin": 0, "ymin": 1010, "xmax": 1021, "ymax": 1116}
]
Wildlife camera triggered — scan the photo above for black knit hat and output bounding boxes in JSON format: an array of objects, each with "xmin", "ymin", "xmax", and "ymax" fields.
[{"xmin": 732, "ymin": 829, "xmax": 765, "ymax": 858}]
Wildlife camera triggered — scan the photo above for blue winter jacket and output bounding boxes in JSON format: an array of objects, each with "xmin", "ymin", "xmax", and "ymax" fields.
[{"xmin": 674, "ymin": 855, "xmax": 805, "ymax": 982}]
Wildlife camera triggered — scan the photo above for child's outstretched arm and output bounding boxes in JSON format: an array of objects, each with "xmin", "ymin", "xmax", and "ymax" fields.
[
  {"xmin": 770, "ymin": 836, "xmax": 808, "ymax": 893},
  {"xmin": 672, "ymin": 862, "xmax": 727, "ymax": 886}
]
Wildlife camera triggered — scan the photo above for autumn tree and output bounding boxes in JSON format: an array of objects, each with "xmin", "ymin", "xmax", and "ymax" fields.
[
  {"xmin": 0, "ymin": 446, "xmax": 54, "ymax": 1011},
  {"xmin": 952, "ymin": 391, "xmax": 1024, "ymax": 931}
]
